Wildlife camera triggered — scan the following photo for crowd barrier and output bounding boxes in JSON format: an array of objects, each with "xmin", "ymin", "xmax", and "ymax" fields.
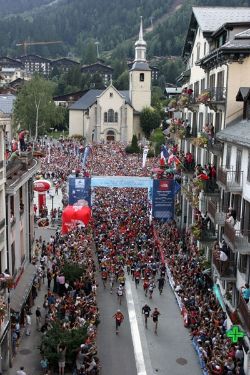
[{"xmin": 153, "ymin": 226, "xmax": 209, "ymax": 375}]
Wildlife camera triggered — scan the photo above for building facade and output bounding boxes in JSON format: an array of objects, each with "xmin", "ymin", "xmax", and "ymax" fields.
[
  {"xmin": 174, "ymin": 7, "xmax": 250, "ymax": 372},
  {"xmin": 69, "ymin": 18, "xmax": 151, "ymax": 143}
]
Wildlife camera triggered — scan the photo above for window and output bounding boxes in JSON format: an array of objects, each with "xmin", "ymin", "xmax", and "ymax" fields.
[
  {"xmin": 198, "ymin": 112, "xmax": 203, "ymax": 132},
  {"xmin": 110, "ymin": 93, "xmax": 113, "ymax": 98},
  {"xmin": 140, "ymin": 73, "xmax": 144, "ymax": 82},
  {"xmin": 104, "ymin": 109, "xmax": 118, "ymax": 123},
  {"xmin": 226, "ymin": 145, "xmax": 231, "ymax": 169},
  {"xmin": 235, "ymin": 149, "xmax": 242, "ymax": 184},
  {"xmin": 239, "ymin": 254, "xmax": 247, "ymax": 273},
  {"xmin": 200, "ymin": 78, "xmax": 205, "ymax": 92},
  {"xmin": 203, "ymin": 42, "xmax": 206, "ymax": 56},
  {"xmin": 247, "ymin": 151, "xmax": 250, "ymax": 182},
  {"xmin": 196, "ymin": 43, "xmax": 200, "ymax": 61}
]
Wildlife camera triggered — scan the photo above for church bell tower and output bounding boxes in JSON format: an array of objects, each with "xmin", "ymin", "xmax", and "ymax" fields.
[{"xmin": 129, "ymin": 17, "xmax": 151, "ymax": 112}]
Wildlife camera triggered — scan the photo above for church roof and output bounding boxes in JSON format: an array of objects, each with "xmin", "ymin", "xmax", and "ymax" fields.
[
  {"xmin": 130, "ymin": 61, "xmax": 151, "ymax": 71},
  {"xmin": 69, "ymin": 89, "xmax": 132, "ymax": 110}
]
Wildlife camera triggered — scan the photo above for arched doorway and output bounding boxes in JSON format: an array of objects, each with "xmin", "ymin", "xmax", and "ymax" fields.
[{"xmin": 106, "ymin": 130, "xmax": 115, "ymax": 142}]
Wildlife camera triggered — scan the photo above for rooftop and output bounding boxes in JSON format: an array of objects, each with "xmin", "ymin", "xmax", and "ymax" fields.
[
  {"xmin": 193, "ymin": 7, "xmax": 250, "ymax": 32},
  {"xmin": 216, "ymin": 120, "xmax": 250, "ymax": 147},
  {"xmin": 0, "ymin": 94, "xmax": 16, "ymax": 114}
]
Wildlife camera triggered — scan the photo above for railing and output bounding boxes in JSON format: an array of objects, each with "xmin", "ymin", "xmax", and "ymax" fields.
[
  {"xmin": 203, "ymin": 180, "xmax": 220, "ymax": 195},
  {"xmin": 207, "ymin": 200, "xmax": 226, "ymax": 225},
  {"xmin": 200, "ymin": 228, "xmax": 217, "ymax": 242},
  {"xmin": 217, "ymin": 167, "xmax": 243, "ymax": 192},
  {"xmin": 238, "ymin": 294, "xmax": 250, "ymax": 333},
  {"xmin": 223, "ymin": 221, "xmax": 250, "ymax": 252},
  {"xmin": 212, "ymin": 254, "xmax": 237, "ymax": 279},
  {"xmin": 201, "ymin": 87, "xmax": 227, "ymax": 102}
]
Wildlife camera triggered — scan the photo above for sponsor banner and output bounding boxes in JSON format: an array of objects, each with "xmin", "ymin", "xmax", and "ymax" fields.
[
  {"xmin": 68, "ymin": 176, "xmax": 91, "ymax": 206},
  {"xmin": 91, "ymin": 176, "xmax": 152, "ymax": 189},
  {"xmin": 152, "ymin": 179, "xmax": 175, "ymax": 220}
]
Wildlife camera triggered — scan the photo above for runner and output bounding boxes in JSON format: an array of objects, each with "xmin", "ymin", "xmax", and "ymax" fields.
[
  {"xmin": 109, "ymin": 272, "xmax": 115, "ymax": 294},
  {"xmin": 148, "ymin": 280, "xmax": 156, "ymax": 299},
  {"xmin": 142, "ymin": 304, "xmax": 151, "ymax": 328},
  {"xmin": 113, "ymin": 309, "xmax": 124, "ymax": 334},
  {"xmin": 143, "ymin": 277, "xmax": 150, "ymax": 297},
  {"xmin": 151, "ymin": 307, "xmax": 161, "ymax": 334},
  {"xmin": 157, "ymin": 275, "xmax": 165, "ymax": 295},
  {"xmin": 101, "ymin": 268, "xmax": 108, "ymax": 289},
  {"xmin": 134, "ymin": 269, "xmax": 141, "ymax": 289},
  {"xmin": 117, "ymin": 284, "xmax": 124, "ymax": 305}
]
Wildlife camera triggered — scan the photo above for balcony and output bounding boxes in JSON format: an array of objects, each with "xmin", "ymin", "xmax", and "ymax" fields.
[
  {"xmin": 238, "ymin": 294, "xmax": 250, "ymax": 334},
  {"xmin": 203, "ymin": 180, "xmax": 220, "ymax": 197},
  {"xmin": 207, "ymin": 200, "xmax": 226, "ymax": 225},
  {"xmin": 223, "ymin": 221, "xmax": 250, "ymax": 253},
  {"xmin": 217, "ymin": 167, "xmax": 243, "ymax": 193},
  {"xmin": 212, "ymin": 254, "xmax": 236, "ymax": 280},
  {"xmin": 200, "ymin": 228, "xmax": 217, "ymax": 243},
  {"xmin": 206, "ymin": 139, "xmax": 223, "ymax": 155},
  {"xmin": 197, "ymin": 87, "xmax": 226, "ymax": 110}
]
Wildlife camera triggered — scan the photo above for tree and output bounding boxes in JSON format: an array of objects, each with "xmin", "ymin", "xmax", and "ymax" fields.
[
  {"xmin": 13, "ymin": 75, "xmax": 63, "ymax": 139},
  {"xmin": 125, "ymin": 134, "xmax": 140, "ymax": 154},
  {"xmin": 115, "ymin": 70, "xmax": 129, "ymax": 90},
  {"xmin": 140, "ymin": 107, "xmax": 161, "ymax": 138},
  {"xmin": 150, "ymin": 128, "xmax": 165, "ymax": 155}
]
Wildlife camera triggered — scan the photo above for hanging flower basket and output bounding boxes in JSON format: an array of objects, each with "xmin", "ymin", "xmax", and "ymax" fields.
[
  {"xmin": 176, "ymin": 127, "xmax": 186, "ymax": 139},
  {"xmin": 168, "ymin": 98, "xmax": 177, "ymax": 109},
  {"xmin": 192, "ymin": 178, "xmax": 205, "ymax": 192},
  {"xmin": 192, "ymin": 135, "xmax": 208, "ymax": 148},
  {"xmin": 190, "ymin": 224, "xmax": 202, "ymax": 240},
  {"xmin": 177, "ymin": 95, "xmax": 189, "ymax": 108},
  {"xmin": 197, "ymin": 91, "xmax": 211, "ymax": 104}
]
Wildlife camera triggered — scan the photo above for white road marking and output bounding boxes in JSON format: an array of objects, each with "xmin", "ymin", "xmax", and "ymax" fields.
[{"xmin": 126, "ymin": 278, "xmax": 148, "ymax": 375}]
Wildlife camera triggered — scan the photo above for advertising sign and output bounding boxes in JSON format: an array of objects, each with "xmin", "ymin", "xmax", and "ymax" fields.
[
  {"xmin": 152, "ymin": 179, "xmax": 175, "ymax": 220},
  {"xmin": 68, "ymin": 176, "xmax": 91, "ymax": 206}
]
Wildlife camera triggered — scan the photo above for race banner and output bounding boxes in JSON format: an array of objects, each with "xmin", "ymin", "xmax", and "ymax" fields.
[
  {"xmin": 68, "ymin": 176, "xmax": 91, "ymax": 206},
  {"xmin": 152, "ymin": 179, "xmax": 175, "ymax": 220}
]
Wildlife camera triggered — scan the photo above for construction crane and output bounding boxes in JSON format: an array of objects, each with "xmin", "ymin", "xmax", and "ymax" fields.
[{"xmin": 16, "ymin": 40, "xmax": 63, "ymax": 55}]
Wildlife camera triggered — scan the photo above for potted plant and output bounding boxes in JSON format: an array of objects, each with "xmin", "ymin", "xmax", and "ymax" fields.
[
  {"xmin": 192, "ymin": 135, "xmax": 208, "ymax": 148},
  {"xmin": 190, "ymin": 223, "xmax": 202, "ymax": 240}
]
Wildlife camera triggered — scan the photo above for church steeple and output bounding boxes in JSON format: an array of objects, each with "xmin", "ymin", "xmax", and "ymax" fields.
[{"xmin": 134, "ymin": 16, "xmax": 147, "ymax": 62}]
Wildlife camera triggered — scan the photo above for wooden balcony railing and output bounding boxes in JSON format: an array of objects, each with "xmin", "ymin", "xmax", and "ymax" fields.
[
  {"xmin": 238, "ymin": 294, "xmax": 250, "ymax": 333},
  {"xmin": 207, "ymin": 200, "xmax": 226, "ymax": 225},
  {"xmin": 212, "ymin": 254, "xmax": 236, "ymax": 279},
  {"xmin": 217, "ymin": 167, "xmax": 243, "ymax": 192},
  {"xmin": 223, "ymin": 221, "xmax": 250, "ymax": 253}
]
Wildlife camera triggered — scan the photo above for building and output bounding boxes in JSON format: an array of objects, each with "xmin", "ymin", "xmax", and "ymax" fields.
[
  {"xmin": 174, "ymin": 7, "xmax": 250, "ymax": 372},
  {"xmin": 6, "ymin": 150, "xmax": 39, "ymax": 356},
  {"xmin": 51, "ymin": 58, "xmax": 80, "ymax": 74},
  {"xmin": 0, "ymin": 123, "xmax": 9, "ymax": 373},
  {"xmin": 18, "ymin": 54, "xmax": 51, "ymax": 76},
  {"xmin": 69, "ymin": 18, "xmax": 151, "ymax": 143},
  {"xmin": 127, "ymin": 61, "xmax": 159, "ymax": 81},
  {"xmin": 81, "ymin": 62, "xmax": 113, "ymax": 86},
  {"xmin": 0, "ymin": 94, "xmax": 16, "ymax": 142},
  {"xmin": 53, "ymin": 90, "xmax": 88, "ymax": 108}
]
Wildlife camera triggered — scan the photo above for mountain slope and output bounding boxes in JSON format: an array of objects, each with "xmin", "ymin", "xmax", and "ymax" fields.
[{"xmin": 0, "ymin": 0, "xmax": 173, "ymax": 57}]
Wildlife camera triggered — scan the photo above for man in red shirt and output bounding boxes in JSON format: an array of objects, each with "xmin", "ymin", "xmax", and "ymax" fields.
[{"xmin": 113, "ymin": 309, "xmax": 124, "ymax": 334}]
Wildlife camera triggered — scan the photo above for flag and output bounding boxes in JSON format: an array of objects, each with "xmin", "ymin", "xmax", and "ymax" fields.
[{"xmin": 160, "ymin": 145, "xmax": 169, "ymax": 160}]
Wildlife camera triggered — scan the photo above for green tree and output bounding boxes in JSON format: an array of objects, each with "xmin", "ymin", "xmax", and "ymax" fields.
[
  {"xmin": 150, "ymin": 128, "xmax": 165, "ymax": 155},
  {"xmin": 82, "ymin": 40, "xmax": 97, "ymax": 64},
  {"xmin": 140, "ymin": 107, "xmax": 161, "ymax": 138},
  {"xmin": 115, "ymin": 70, "xmax": 129, "ymax": 90},
  {"xmin": 13, "ymin": 75, "xmax": 63, "ymax": 139}
]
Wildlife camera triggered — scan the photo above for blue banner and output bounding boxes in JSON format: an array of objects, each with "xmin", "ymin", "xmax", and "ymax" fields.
[
  {"xmin": 152, "ymin": 179, "xmax": 175, "ymax": 220},
  {"xmin": 68, "ymin": 176, "xmax": 91, "ymax": 206},
  {"xmin": 92, "ymin": 176, "xmax": 152, "ymax": 189}
]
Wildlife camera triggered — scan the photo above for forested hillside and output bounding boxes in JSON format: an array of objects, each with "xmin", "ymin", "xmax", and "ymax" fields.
[
  {"xmin": 1, "ymin": 0, "xmax": 250, "ymax": 59},
  {"xmin": 0, "ymin": 0, "xmax": 53, "ymax": 16},
  {"xmin": 0, "ymin": 0, "xmax": 172, "ymax": 58}
]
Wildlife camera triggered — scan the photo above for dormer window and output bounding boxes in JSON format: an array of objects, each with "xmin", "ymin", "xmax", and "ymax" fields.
[
  {"xmin": 140, "ymin": 73, "xmax": 144, "ymax": 82},
  {"xmin": 110, "ymin": 93, "xmax": 113, "ymax": 98}
]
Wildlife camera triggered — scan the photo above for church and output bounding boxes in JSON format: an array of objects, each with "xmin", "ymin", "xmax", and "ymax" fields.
[{"xmin": 68, "ymin": 18, "xmax": 151, "ymax": 143}]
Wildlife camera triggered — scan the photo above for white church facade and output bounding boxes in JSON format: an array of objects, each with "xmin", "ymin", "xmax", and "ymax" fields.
[{"xmin": 68, "ymin": 18, "xmax": 151, "ymax": 143}]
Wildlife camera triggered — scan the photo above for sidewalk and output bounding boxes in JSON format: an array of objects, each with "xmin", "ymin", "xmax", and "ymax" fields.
[{"xmin": 8, "ymin": 279, "xmax": 48, "ymax": 375}]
